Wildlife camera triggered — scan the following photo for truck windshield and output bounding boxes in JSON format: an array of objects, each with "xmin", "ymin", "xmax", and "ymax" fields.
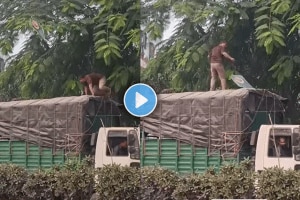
[
  {"xmin": 268, "ymin": 128, "xmax": 292, "ymax": 158},
  {"xmin": 106, "ymin": 131, "xmax": 128, "ymax": 157}
]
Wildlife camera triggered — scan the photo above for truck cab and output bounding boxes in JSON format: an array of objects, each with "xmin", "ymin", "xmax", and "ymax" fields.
[
  {"xmin": 255, "ymin": 124, "xmax": 300, "ymax": 171},
  {"xmin": 94, "ymin": 127, "xmax": 140, "ymax": 168}
]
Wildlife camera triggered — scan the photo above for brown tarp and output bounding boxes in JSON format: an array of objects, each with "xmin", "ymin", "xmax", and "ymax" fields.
[
  {"xmin": 0, "ymin": 96, "xmax": 120, "ymax": 152},
  {"xmin": 141, "ymin": 89, "xmax": 287, "ymax": 153}
]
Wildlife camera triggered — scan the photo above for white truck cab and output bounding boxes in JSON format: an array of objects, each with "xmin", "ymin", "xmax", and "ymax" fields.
[
  {"xmin": 255, "ymin": 124, "xmax": 300, "ymax": 171},
  {"xmin": 94, "ymin": 127, "xmax": 140, "ymax": 168}
]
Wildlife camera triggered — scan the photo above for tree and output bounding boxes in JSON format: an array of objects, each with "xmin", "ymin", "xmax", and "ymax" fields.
[
  {"xmin": 142, "ymin": 0, "xmax": 300, "ymax": 122},
  {"xmin": 0, "ymin": 0, "xmax": 140, "ymax": 101}
]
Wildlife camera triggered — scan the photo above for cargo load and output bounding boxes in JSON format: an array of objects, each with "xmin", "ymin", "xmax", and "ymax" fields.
[{"xmin": 141, "ymin": 89, "xmax": 287, "ymax": 155}]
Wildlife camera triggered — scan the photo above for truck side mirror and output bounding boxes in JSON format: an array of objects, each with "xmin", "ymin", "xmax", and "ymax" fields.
[
  {"xmin": 293, "ymin": 146, "xmax": 300, "ymax": 161},
  {"xmin": 129, "ymin": 146, "xmax": 136, "ymax": 154},
  {"xmin": 292, "ymin": 131, "xmax": 300, "ymax": 146},
  {"xmin": 250, "ymin": 131, "xmax": 257, "ymax": 146},
  {"xmin": 293, "ymin": 146, "xmax": 300, "ymax": 155},
  {"xmin": 90, "ymin": 132, "xmax": 97, "ymax": 146}
]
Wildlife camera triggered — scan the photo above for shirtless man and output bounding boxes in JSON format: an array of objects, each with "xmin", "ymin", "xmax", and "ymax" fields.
[
  {"xmin": 208, "ymin": 42, "xmax": 235, "ymax": 90},
  {"xmin": 79, "ymin": 73, "xmax": 111, "ymax": 97}
]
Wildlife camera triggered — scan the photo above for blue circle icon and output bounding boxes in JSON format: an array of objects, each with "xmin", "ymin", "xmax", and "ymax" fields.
[{"xmin": 123, "ymin": 83, "xmax": 157, "ymax": 117}]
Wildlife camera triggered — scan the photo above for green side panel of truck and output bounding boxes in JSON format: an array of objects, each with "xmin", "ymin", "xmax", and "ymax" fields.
[
  {"xmin": 0, "ymin": 140, "xmax": 79, "ymax": 170},
  {"xmin": 141, "ymin": 139, "xmax": 251, "ymax": 174},
  {"xmin": 0, "ymin": 114, "xmax": 119, "ymax": 170}
]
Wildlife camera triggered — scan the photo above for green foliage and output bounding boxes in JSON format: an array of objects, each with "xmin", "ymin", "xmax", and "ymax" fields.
[
  {"xmin": 256, "ymin": 167, "xmax": 300, "ymax": 199},
  {"xmin": 268, "ymin": 56, "xmax": 295, "ymax": 85},
  {"xmin": 140, "ymin": 166, "xmax": 179, "ymax": 200},
  {"xmin": 142, "ymin": 0, "xmax": 300, "ymax": 122},
  {"xmin": 23, "ymin": 169, "xmax": 57, "ymax": 199},
  {"xmin": 254, "ymin": 1, "xmax": 287, "ymax": 55},
  {"xmin": 172, "ymin": 161, "xmax": 254, "ymax": 200},
  {"xmin": 289, "ymin": 13, "xmax": 300, "ymax": 35},
  {"xmin": 0, "ymin": 0, "xmax": 140, "ymax": 101},
  {"xmin": 51, "ymin": 159, "xmax": 95, "ymax": 200},
  {"xmin": 141, "ymin": 0, "xmax": 258, "ymax": 92},
  {"xmin": 0, "ymin": 164, "xmax": 28, "ymax": 200},
  {"xmin": 209, "ymin": 162, "xmax": 255, "ymax": 199},
  {"xmin": 92, "ymin": 0, "xmax": 140, "ymax": 94},
  {"xmin": 94, "ymin": 164, "xmax": 140, "ymax": 200},
  {"xmin": 23, "ymin": 159, "xmax": 95, "ymax": 200},
  {"xmin": 1, "ymin": 161, "xmax": 300, "ymax": 199},
  {"xmin": 172, "ymin": 173, "xmax": 213, "ymax": 200}
]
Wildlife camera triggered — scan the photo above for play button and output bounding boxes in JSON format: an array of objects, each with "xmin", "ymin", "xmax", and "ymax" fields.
[
  {"xmin": 123, "ymin": 83, "xmax": 157, "ymax": 117},
  {"xmin": 135, "ymin": 92, "xmax": 148, "ymax": 108}
]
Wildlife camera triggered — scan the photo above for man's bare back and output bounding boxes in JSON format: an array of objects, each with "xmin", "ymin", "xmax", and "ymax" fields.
[{"xmin": 80, "ymin": 73, "xmax": 111, "ymax": 97}]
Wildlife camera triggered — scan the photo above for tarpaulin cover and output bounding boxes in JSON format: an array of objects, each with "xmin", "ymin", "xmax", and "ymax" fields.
[
  {"xmin": 0, "ymin": 96, "xmax": 120, "ymax": 151},
  {"xmin": 141, "ymin": 89, "xmax": 287, "ymax": 152}
]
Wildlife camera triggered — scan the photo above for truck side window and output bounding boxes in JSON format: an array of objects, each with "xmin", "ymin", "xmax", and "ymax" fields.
[
  {"xmin": 106, "ymin": 136, "xmax": 128, "ymax": 156},
  {"xmin": 268, "ymin": 136, "xmax": 292, "ymax": 157}
]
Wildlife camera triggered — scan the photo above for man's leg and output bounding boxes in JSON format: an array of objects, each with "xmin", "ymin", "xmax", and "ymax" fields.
[
  {"xmin": 210, "ymin": 64, "xmax": 218, "ymax": 91},
  {"xmin": 216, "ymin": 64, "xmax": 226, "ymax": 90},
  {"xmin": 93, "ymin": 85, "xmax": 111, "ymax": 98},
  {"xmin": 99, "ymin": 76, "xmax": 107, "ymax": 89}
]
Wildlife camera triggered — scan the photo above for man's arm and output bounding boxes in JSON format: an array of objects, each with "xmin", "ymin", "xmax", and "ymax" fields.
[
  {"xmin": 84, "ymin": 86, "xmax": 89, "ymax": 95},
  {"xmin": 84, "ymin": 75, "xmax": 95, "ymax": 95},
  {"xmin": 221, "ymin": 51, "xmax": 235, "ymax": 63},
  {"xmin": 207, "ymin": 51, "xmax": 211, "ymax": 61},
  {"xmin": 89, "ymin": 83, "xmax": 95, "ymax": 96}
]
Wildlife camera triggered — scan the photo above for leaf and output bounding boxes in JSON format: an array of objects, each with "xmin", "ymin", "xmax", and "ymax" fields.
[
  {"xmin": 94, "ymin": 38, "xmax": 107, "ymax": 47},
  {"xmin": 111, "ymin": 48, "xmax": 122, "ymax": 58},
  {"xmin": 96, "ymin": 44, "xmax": 109, "ymax": 52},
  {"xmin": 192, "ymin": 52, "xmax": 199, "ymax": 63},
  {"xmin": 271, "ymin": 20, "xmax": 285, "ymax": 27},
  {"xmin": 120, "ymin": 70, "xmax": 129, "ymax": 86},
  {"xmin": 256, "ymin": 24, "xmax": 269, "ymax": 31},
  {"xmin": 270, "ymin": 29, "xmax": 284, "ymax": 38},
  {"xmin": 277, "ymin": 71, "xmax": 285, "ymax": 84},
  {"xmin": 273, "ymin": 35, "xmax": 286, "ymax": 46},
  {"xmin": 255, "ymin": 6, "xmax": 270, "ymax": 14},
  {"xmin": 293, "ymin": 56, "xmax": 300, "ymax": 63},
  {"xmin": 254, "ymin": 15, "xmax": 269, "ymax": 25},
  {"xmin": 108, "ymin": 35, "xmax": 121, "ymax": 42},
  {"xmin": 269, "ymin": 63, "xmax": 280, "ymax": 71},
  {"xmin": 283, "ymin": 63, "xmax": 293, "ymax": 78},
  {"xmin": 272, "ymin": 0, "xmax": 291, "ymax": 15},
  {"xmin": 108, "ymin": 43, "xmax": 120, "ymax": 50},
  {"xmin": 256, "ymin": 31, "xmax": 271, "ymax": 40},
  {"xmin": 265, "ymin": 42, "xmax": 274, "ymax": 54}
]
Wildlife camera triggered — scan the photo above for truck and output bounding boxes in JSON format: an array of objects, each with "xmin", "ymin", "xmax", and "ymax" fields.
[
  {"xmin": 138, "ymin": 88, "xmax": 300, "ymax": 173},
  {"xmin": 2, "ymin": 88, "xmax": 300, "ymax": 173},
  {"xmin": 0, "ymin": 95, "xmax": 140, "ymax": 170}
]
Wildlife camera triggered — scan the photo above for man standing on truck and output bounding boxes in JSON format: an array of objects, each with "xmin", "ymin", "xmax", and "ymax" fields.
[
  {"xmin": 208, "ymin": 41, "xmax": 235, "ymax": 91},
  {"xmin": 79, "ymin": 73, "xmax": 111, "ymax": 97}
]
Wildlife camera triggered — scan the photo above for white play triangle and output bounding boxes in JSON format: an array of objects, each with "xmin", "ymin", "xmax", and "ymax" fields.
[{"xmin": 135, "ymin": 92, "xmax": 148, "ymax": 108}]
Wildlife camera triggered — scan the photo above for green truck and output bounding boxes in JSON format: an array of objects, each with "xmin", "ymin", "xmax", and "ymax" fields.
[
  {"xmin": 0, "ymin": 95, "xmax": 124, "ymax": 169},
  {"xmin": 2, "ymin": 89, "xmax": 300, "ymax": 173},
  {"xmin": 139, "ymin": 88, "xmax": 300, "ymax": 173}
]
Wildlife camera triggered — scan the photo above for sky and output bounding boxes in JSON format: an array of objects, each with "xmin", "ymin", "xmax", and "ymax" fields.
[
  {"xmin": 0, "ymin": 34, "xmax": 27, "ymax": 62},
  {"xmin": 163, "ymin": 12, "xmax": 181, "ymax": 40}
]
